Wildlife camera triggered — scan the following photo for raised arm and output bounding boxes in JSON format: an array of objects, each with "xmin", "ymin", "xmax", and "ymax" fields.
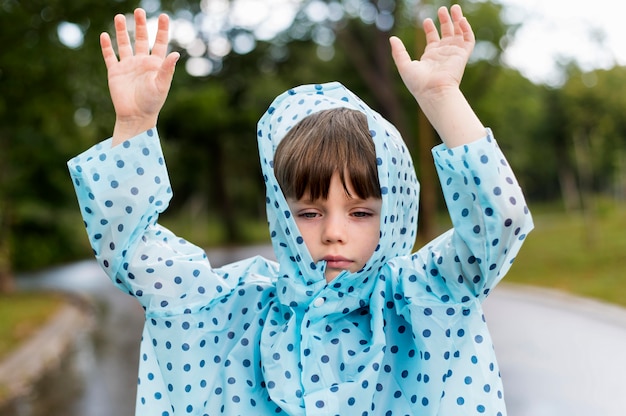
[
  {"xmin": 390, "ymin": 4, "xmax": 485, "ymax": 148},
  {"xmin": 100, "ymin": 8, "xmax": 180, "ymax": 146}
]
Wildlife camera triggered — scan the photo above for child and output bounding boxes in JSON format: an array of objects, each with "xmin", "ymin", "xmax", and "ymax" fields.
[{"xmin": 68, "ymin": 5, "xmax": 533, "ymax": 415}]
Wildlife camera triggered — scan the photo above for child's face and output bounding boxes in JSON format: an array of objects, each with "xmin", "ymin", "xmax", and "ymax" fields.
[{"xmin": 287, "ymin": 171, "xmax": 382, "ymax": 282}]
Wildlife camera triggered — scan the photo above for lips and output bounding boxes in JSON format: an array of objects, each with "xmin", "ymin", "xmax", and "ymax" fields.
[{"xmin": 323, "ymin": 255, "xmax": 353, "ymax": 269}]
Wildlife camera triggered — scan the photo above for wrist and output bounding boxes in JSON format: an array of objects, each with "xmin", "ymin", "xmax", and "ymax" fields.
[
  {"xmin": 414, "ymin": 86, "xmax": 463, "ymax": 115},
  {"xmin": 416, "ymin": 88, "xmax": 485, "ymax": 148},
  {"xmin": 112, "ymin": 116, "xmax": 158, "ymax": 147}
]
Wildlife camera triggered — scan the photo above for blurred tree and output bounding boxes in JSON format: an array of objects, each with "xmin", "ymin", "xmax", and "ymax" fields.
[
  {"xmin": 473, "ymin": 67, "xmax": 551, "ymax": 198},
  {"xmin": 0, "ymin": 0, "xmax": 144, "ymax": 290},
  {"xmin": 1, "ymin": 0, "xmax": 580, "ymax": 287},
  {"xmin": 157, "ymin": 0, "xmax": 516, "ymax": 242},
  {"xmin": 557, "ymin": 66, "xmax": 626, "ymax": 223},
  {"xmin": 160, "ymin": 80, "xmax": 262, "ymax": 242},
  {"xmin": 478, "ymin": 63, "xmax": 626, "ymax": 211}
]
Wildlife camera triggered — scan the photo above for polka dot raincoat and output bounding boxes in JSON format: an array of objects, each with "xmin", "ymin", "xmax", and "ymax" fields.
[{"xmin": 68, "ymin": 82, "xmax": 533, "ymax": 415}]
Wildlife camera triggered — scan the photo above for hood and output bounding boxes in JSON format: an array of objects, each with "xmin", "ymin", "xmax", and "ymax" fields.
[{"xmin": 257, "ymin": 82, "xmax": 420, "ymax": 313}]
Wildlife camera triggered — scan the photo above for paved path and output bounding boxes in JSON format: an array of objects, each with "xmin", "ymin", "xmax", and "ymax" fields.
[
  {"xmin": 8, "ymin": 245, "xmax": 626, "ymax": 415},
  {"xmin": 485, "ymin": 284, "xmax": 626, "ymax": 416},
  {"xmin": 0, "ymin": 302, "xmax": 91, "ymax": 404}
]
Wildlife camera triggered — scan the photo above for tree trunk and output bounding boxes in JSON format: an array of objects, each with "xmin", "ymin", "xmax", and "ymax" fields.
[
  {"xmin": 414, "ymin": 18, "xmax": 438, "ymax": 243},
  {"xmin": 335, "ymin": 21, "xmax": 409, "ymax": 136},
  {"xmin": 207, "ymin": 140, "xmax": 241, "ymax": 243},
  {"xmin": 416, "ymin": 109, "xmax": 438, "ymax": 242},
  {"xmin": 572, "ymin": 130, "xmax": 596, "ymax": 247},
  {"xmin": 0, "ymin": 215, "xmax": 15, "ymax": 294},
  {"xmin": 557, "ymin": 161, "xmax": 581, "ymax": 213}
]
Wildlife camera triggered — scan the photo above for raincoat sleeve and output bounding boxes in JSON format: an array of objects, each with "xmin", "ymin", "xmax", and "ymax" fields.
[
  {"xmin": 408, "ymin": 129, "xmax": 533, "ymax": 303},
  {"xmin": 67, "ymin": 128, "xmax": 263, "ymax": 314}
]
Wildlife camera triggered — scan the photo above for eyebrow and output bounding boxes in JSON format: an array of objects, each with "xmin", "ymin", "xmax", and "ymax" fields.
[{"xmin": 290, "ymin": 196, "xmax": 382, "ymax": 207}]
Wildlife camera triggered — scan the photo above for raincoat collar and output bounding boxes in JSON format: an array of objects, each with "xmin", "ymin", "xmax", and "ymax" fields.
[{"xmin": 257, "ymin": 82, "xmax": 420, "ymax": 315}]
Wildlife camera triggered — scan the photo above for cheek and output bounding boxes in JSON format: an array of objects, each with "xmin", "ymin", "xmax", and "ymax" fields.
[
  {"xmin": 293, "ymin": 221, "xmax": 316, "ymax": 248},
  {"xmin": 363, "ymin": 224, "xmax": 381, "ymax": 253}
]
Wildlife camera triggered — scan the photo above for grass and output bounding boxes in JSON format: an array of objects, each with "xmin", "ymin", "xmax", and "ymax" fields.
[
  {"xmin": 504, "ymin": 199, "xmax": 626, "ymax": 307},
  {"xmin": 0, "ymin": 292, "xmax": 65, "ymax": 361}
]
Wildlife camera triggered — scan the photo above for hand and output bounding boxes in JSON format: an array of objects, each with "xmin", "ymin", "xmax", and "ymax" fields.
[
  {"xmin": 389, "ymin": 4, "xmax": 484, "ymax": 148},
  {"xmin": 100, "ymin": 8, "xmax": 180, "ymax": 145},
  {"xmin": 390, "ymin": 4, "xmax": 474, "ymax": 105}
]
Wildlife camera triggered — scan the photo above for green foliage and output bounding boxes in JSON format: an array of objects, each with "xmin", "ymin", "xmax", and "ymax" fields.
[
  {"xmin": 4, "ymin": 0, "xmax": 626, "ymax": 278},
  {"xmin": 473, "ymin": 67, "xmax": 557, "ymax": 199},
  {"xmin": 560, "ymin": 67, "xmax": 626, "ymax": 192},
  {"xmin": 0, "ymin": 0, "xmax": 146, "ymax": 274}
]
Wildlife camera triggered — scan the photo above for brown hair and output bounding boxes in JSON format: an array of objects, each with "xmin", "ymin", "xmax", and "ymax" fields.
[{"xmin": 273, "ymin": 108, "xmax": 381, "ymax": 201}]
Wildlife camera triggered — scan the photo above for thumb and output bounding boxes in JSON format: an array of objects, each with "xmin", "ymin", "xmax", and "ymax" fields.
[
  {"xmin": 155, "ymin": 51, "xmax": 180, "ymax": 92},
  {"xmin": 389, "ymin": 36, "xmax": 418, "ymax": 90},
  {"xmin": 389, "ymin": 36, "xmax": 412, "ymax": 72}
]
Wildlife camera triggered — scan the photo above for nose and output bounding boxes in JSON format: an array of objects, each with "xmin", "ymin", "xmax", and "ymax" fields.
[{"xmin": 322, "ymin": 214, "xmax": 347, "ymax": 244}]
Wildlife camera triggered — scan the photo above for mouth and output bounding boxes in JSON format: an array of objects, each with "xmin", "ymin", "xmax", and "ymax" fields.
[{"xmin": 322, "ymin": 255, "xmax": 353, "ymax": 270}]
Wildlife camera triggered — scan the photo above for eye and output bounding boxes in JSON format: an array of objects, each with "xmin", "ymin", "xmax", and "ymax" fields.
[
  {"xmin": 298, "ymin": 212, "xmax": 319, "ymax": 219},
  {"xmin": 352, "ymin": 210, "xmax": 373, "ymax": 218}
]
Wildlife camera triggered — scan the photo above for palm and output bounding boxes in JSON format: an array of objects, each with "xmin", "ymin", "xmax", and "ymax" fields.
[
  {"xmin": 408, "ymin": 36, "xmax": 472, "ymax": 95},
  {"xmin": 107, "ymin": 54, "xmax": 169, "ymax": 119},
  {"xmin": 100, "ymin": 9, "xmax": 178, "ymax": 123}
]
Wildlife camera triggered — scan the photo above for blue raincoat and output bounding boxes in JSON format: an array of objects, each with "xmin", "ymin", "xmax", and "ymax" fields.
[{"xmin": 68, "ymin": 82, "xmax": 533, "ymax": 415}]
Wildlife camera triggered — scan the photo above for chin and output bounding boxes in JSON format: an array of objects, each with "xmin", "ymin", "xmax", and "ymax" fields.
[{"xmin": 324, "ymin": 270, "xmax": 342, "ymax": 282}]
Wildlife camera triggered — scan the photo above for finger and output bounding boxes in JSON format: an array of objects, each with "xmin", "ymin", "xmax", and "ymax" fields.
[
  {"xmin": 100, "ymin": 32, "xmax": 119, "ymax": 69},
  {"xmin": 437, "ymin": 6, "xmax": 454, "ymax": 39},
  {"xmin": 422, "ymin": 18, "xmax": 440, "ymax": 45},
  {"xmin": 155, "ymin": 51, "xmax": 180, "ymax": 92},
  {"xmin": 114, "ymin": 14, "xmax": 133, "ymax": 59},
  {"xmin": 151, "ymin": 13, "xmax": 170, "ymax": 58},
  {"xmin": 133, "ymin": 8, "xmax": 150, "ymax": 55},
  {"xmin": 451, "ymin": 4, "xmax": 475, "ymax": 45},
  {"xmin": 450, "ymin": 4, "xmax": 464, "ymax": 21},
  {"xmin": 389, "ymin": 36, "xmax": 413, "ymax": 71},
  {"xmin": 459, "ymin": 17, "xmax": 475, "ymax": 45},
  {"xmin": 450, "ymin": 4, "xmax": 466, "ymax": 38}
]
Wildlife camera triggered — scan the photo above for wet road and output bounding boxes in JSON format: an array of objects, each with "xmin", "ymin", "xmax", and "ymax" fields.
[
  {"xmin": 9, "ymin": 245, "xmax": 626, "ymax": 415},
  {"xmin": 11, "ymin": 260, "xmax": 144, "ymax": 416},
  {"xmin": 486, "ymin": 285, "xmax": 626, "ymax": 416}
]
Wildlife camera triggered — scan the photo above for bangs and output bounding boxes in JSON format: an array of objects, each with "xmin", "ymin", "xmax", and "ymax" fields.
[{"xmin": 274, "ymin": 108, "xmax": 381, "ymax": 201}]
